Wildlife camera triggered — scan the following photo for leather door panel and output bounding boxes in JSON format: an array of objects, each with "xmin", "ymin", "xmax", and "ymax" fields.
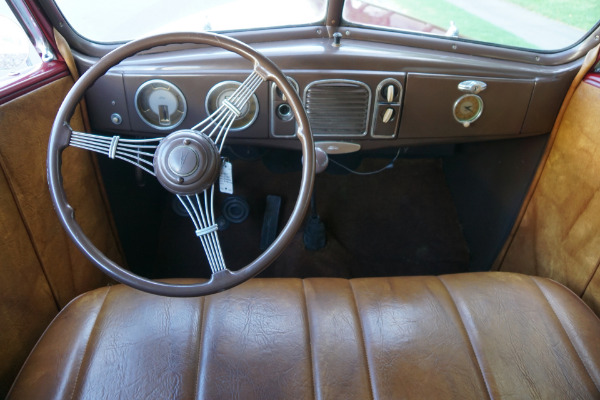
[
  {"xmin": 497, "ymin": 48, "xmax": 600, "ymax": 315},
  {"xmin": 0, "ymin": 165, "xmax": 58, "ymax": 397},
  {"xmin": 0, "ymin": 75, "xmax": 122, "ymax": 397}
]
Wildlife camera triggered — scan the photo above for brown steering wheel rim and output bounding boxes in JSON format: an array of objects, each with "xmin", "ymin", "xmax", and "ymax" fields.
[{"xmin": 47, "ymin": 32, "xmax": 315, "ymax": 297}]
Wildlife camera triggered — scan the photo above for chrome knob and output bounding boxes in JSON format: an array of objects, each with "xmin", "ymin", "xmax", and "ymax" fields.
[{"xmin": 458, "ymin": 80, "xmax": 487, "ymax": 94}]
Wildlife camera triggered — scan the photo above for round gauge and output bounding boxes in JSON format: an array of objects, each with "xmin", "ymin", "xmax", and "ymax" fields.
[
  {"xmin": 206, "ymin": 81, "xmax": 259, "ymax": 131},
  {"xmin": 453, "ymin": 94, "xmax": 483, "ymax": 127},
  {"xmin": 135, "ymin": 80, "xmax": 187, "ymax": 130}
]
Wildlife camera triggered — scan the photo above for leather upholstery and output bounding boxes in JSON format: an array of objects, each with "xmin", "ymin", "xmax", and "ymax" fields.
[
  {"xmin": 8, "ymin": 272, "xmax": 600, "ymax": 399},
  {"xmin": 0, "ymin": 76, "xmax": 122, "ymax": 397},
  {"xmin": 0, "ymin": 76, "xmax": 121, "ymax": 307},
  {"xmin": 500, "ymin": 80, "xmax": 600, "ymax": 316},
  {"xmin": 0, "ymin": 166, "xmax": 59, "ymax": 398},
  {"xmin": 496, "ymin": 46, "xmax": 600, "ymax": 316}
]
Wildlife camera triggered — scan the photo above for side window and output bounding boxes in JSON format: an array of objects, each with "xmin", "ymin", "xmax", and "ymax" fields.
[
  {"xmin": 343, "ymin": 0, "xmax": 600, "ymax": 51},
  {"xmin": 0, "ymin": 0, "xmax": 43, "ymax": 88}
]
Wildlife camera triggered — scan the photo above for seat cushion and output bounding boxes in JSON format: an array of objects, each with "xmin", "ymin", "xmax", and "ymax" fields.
[{"xmin": 7, "ymin": 272, "xmax": 600, "ymax": 399}]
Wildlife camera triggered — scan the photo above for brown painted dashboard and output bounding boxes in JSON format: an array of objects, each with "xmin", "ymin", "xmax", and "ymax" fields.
[{"xmin": 81, "ymin": 38, "xmax": 578, "ymax": 149}]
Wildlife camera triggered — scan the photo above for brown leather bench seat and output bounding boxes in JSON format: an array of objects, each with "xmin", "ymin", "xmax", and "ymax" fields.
[{"xmin": 7, "ymin": 272, "xmax": 600, "ymax": 399}]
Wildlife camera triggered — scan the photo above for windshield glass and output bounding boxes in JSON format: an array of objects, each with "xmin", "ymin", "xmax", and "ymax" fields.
[
  {"xmin": 54, "ymin": 0, "xmax": 327, "ymax": 43},
  {"xmin": 343, "ymin": 0, "xmax": 600, "ymax": 51}
]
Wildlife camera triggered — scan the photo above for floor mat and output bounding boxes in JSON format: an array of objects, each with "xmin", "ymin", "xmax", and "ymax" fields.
[{"xmin": 151, "ymin": 151, "xmax": 470, "ymax": 279}]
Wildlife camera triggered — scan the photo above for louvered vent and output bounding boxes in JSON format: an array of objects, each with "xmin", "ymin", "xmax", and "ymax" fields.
[{"xmin": 304, "ymin": 80, "xmax": 371, "ymax": 136}]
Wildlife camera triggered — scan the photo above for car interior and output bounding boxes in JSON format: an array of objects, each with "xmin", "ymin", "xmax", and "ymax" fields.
[{"xmin": 1, "ymin": 0, "xmax": 600, "ymax": 398}]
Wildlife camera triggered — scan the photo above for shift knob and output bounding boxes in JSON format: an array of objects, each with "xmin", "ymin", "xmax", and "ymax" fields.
[{"xmin": 315, "ymin": 146, "xmax": 329, "ymax": 174}]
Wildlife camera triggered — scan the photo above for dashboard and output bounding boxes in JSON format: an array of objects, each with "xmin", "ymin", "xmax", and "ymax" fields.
[{"xmin": 81, "ymin": 38, "xmax": 578, "ymax": 150}]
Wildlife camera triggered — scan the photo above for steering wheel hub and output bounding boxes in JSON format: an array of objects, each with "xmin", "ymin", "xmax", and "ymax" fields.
[{"xmin": 154, "ymin": 129, "xmax": 221, "ymax": 195}]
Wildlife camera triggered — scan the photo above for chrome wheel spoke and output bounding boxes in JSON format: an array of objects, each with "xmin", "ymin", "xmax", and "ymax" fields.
[
  {"xmin": 68, "ymin": 68, "xmax": 266, "ymax": 276},
  {"xmin": 69, "ymin": 131, "xmax": 162, "ymax": 176},
  {"xmin": 177, "ymin": 186, "xmax": 227, "ymax": 274},
  {"xmin": 191, "ymin": 69, "xmax": 265, "ymax": 152}
]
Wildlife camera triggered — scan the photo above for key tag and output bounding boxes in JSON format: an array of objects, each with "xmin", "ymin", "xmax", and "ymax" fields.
[{"xmin": 219, "ymin": 158, "xmax": 233, "ymax": 194}]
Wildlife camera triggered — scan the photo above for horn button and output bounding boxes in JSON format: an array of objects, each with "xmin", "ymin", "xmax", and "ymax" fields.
[
  {"xmin": 168, "ymin": 146, "xmax": 199, "ymax": 177},
  {"xmin": 154, "ymin": 130, "xmax": 221, "ymax": 195}
]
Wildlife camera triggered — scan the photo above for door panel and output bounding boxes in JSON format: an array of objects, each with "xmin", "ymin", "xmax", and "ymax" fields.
[
  {"xmin": 0, "ymin": 74, "xmax": 123, "ymax": 397},
  {"xmin": 497, "ymin": 47, "xmax": 600, "ymax": 315},
  {"xmin": 0, "ymin": 75, "xmax": 120, "ymax": 306},
  {"xmin": 0, "ymin": 165, "xmax": 58, "ymax": 398},
  {"xmin": 584, "ymin": 268, "xmax": 600, "ymax": 312}
]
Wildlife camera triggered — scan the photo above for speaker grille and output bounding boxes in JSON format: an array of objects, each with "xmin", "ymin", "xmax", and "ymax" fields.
[{"xmin": 304, "ymin": 80, "xmax": 371, "ymax": 136}]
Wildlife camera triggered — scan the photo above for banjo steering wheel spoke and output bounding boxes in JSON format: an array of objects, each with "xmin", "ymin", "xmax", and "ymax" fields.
[
  {"xmin": 67, "ymin": 68, "xmax": 268, "ymax": 277},
  {"xmin": 191, "ymin": 68, "xmax": 265, "ymax": 152},
  {"xmin": 69, "ymin": 130, "xmax": 162, "ymax": 176},
  {"xmin": 177, "ymin": 188, "xmax": 227, "ymax": 275},
  {"xmin": 48, "ymin": 32, "xmax": 314, "ymax": 297}
]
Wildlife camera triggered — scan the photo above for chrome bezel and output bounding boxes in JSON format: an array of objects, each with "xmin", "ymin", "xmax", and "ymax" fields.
[
  {"xmin": 371, "ymin": 77, "xmax": 403, "ymax": 138},
  {"xmin": 453, "ymin": 94, "xmax": 484, "ymax": 124},
  {"xmin": 205, "ymin": 80, "xmax": 260, "ymax": 131},
  {"xmin": 134, "ymin": 79, "xmax": 187, "ymax": 131},
  {"xmin": 270, "ymin": 77, "xmax": 299, "ymax": 138},
  {"xmin": 303, "ymin": 79, "xmax": 372, "ymax": 138}
]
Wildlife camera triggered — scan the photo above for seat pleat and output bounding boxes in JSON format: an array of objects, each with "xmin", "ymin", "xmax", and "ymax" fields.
[
  {"xmin": 73, "ymin": 285, "xmax": 203, "ymax": 400},
  {"xmin": 193, "ymin": 294, "xmax": 206, "ymax": 399},
  {"xmin": 7, "ymin": 287, "xmax": 110, "ymax": 400},
  {"xmin": 300, "ymin": 280, "xmax": 317, "ymax": 400},
  {"xmin": 196, "ymin": 279, "xmax": 313, "ymax": 400},
  {"xmin": 303, "ymin": 278, "xmax": 373, "ymax": 400},
  {"xmin": 8, "ymin": 273, "xmax": 600, "ymax": 400},
  {"xmin": 440, "ymin": 272, "xmax": 600, "ymax": 399},
  {"xmin": 435, "ymin": 276, "xmax": 493, "ymax": 400},
  {"xmin": 351, "ymin": 276, "xmax": 488, "ymax": 399},
  {"xmin": 531, "ymin": 277, "xmax": 600, "ymax": 393}
]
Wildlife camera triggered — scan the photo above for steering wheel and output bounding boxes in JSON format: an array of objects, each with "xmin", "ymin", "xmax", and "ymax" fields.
[{"xmin": 48, "ymin": 32, "xmax": 315, "ymax": 297}]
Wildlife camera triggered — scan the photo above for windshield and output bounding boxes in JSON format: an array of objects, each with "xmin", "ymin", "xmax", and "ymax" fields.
[
  {"xmin": 53, "ymin": 0, "xmax": 327, "ymax": 43},
  {"xmin": 343, "ymin": 0, "xmax": 600, "ymax": 51}
]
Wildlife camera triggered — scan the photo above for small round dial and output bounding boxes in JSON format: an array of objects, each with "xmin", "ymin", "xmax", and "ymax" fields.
[{"xmin": 453, "ymin": 94, "xmax": 483, "ymax": 127}]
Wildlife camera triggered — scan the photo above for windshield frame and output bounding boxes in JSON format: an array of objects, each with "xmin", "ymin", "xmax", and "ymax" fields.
[
  {"xmin": 34, "ymin": 0, "xmax": 600, "ymax": 66},
  {"xmin": 340, "ymin": 0, "xmax": 600, "ymax": 54}
]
